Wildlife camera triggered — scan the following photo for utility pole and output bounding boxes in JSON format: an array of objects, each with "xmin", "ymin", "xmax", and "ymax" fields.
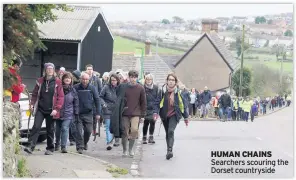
[
  {"xmin": 279, "ymin": 38, "xmax": 283, "ymax": 95},
  {"xmin": 239, "ymin": 24, "xmax": 245, "ymax": 97}
]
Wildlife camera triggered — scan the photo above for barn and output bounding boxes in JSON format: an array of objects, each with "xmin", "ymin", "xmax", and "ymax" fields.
[{"xmin": 20, "ymin": 6, "xmax": 114, "ymax": 91}]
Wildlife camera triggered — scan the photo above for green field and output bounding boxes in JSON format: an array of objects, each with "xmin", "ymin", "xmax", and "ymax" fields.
[{"xmin": 113, "ymin": 36, "xmax": 184, "ymax": 54}]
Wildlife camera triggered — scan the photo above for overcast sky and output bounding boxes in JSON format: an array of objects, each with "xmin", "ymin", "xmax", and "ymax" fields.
[{"xmin": 75, "ymin": 3, "xmax": 293, "ymax": 21}]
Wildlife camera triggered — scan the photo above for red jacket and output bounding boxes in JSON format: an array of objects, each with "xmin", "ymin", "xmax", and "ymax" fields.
[
  {"xmin": 9, "ymin": 67, "xmax": 25, "ymax": 103},
  {"xmin": 31, "ymin": 77, "xmax": 64, "ymax": 119}
]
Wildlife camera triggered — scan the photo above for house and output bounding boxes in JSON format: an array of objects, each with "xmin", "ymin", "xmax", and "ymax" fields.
[
  {"xmin": 248, "ymin": 33, "xmax": 278, "ymax": 48},
  {"xmin": 231, "ymin": 16, "xmax": 247, "ymax": 24},
  {"xmin": 173, "ymin": 21, "xmax": 239, "ymax": 92},
  {"xmin": 20, "ymin": 6, "xmax": 114, "ymax": 91},
  {"xmin": 249, "ymin": 24, "xmax": 283, "ymax": 36},
  {"xmin": 272, "ymin": 19, "xmax": 287, "ymax": 28}
]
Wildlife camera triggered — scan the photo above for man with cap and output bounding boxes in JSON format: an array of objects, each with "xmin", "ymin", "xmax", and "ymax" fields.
[
  {"xmin": 200, "ymin": 86, "xmax": 212, "ymax": 119},
  {"xmin": 24, "ymin": 62, "xmax": 64, "ymax": 155}
]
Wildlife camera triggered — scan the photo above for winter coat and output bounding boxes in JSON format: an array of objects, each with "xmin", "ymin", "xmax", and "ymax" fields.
[
  {"xmin": 9, "ymin": 67, "xmax": 25, "ymax": 103},
  {"xmin": 181, "ymin": 89, "xmax": 191, "ymax": 106},
  {"xmin": 110, "ymin": 83, "xmax": 129, "ymax": 138},
  {"xmin": 31, "ymin": 77, "xmax": 64, "ymax": 119},
  {"xmin": 59, "ymin": 87, "xmax": 79, "ymax": 120},
  {"xmin": 144, "ymin": 85, "xmax": 161, "ymax": 119},
  {"xmin": 74, "ymin": 83, "xmax": 101, "ymax": 115},
  {"xmin": 100, "ymin": 84, "xmax": 118, "ymax": 119},
  {"xmin": 218, "ymin": 94, "xmax": 231, "ymax": 108},
  {"xmin": 200, "ymin": 90, "xmax": 212, "ymax": 104},
  {"xmin": 159, "ymin": 86, "xmax": 189, "ymax": 122}
]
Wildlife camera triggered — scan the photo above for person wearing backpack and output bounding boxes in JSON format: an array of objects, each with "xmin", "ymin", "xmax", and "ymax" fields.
[
  {"xmin": 74, "ymin": 72, "xmax": 101, "ymax": 154},
  {"xmin": 159, "ymin": 73, "xmax": 189, "ymax": 160}
]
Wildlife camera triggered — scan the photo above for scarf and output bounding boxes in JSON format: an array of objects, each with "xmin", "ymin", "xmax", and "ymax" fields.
[
  {"xmin": 63, "ymin": 85, "xmax": 72, "ymax": 95},
  {"xmin": 167, "ymin": 85, "xmax": 176, "ymax": 106},
  {"xmin": 145, "ymin": 83, "xmax": 154, "ymax": 89}
]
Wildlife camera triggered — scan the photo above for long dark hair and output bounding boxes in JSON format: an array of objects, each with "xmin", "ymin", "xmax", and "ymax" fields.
[
  {"xmin": 166, "ymin": 73, "xmax": 178, "ymax": 83},
  {"xmin": 108, "ymin": 73, "xmax": 120, "ymax": 86}
]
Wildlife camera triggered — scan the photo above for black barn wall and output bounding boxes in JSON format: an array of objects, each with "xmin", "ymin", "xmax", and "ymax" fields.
[{"xmin": 80, "ymin": 13, "xmax": 113, "ymax": 74}]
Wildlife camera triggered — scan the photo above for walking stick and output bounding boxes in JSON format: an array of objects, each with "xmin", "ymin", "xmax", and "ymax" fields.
[{"xmin": 25, "ymin": 88, "xmax": 32, "ymax": 139}]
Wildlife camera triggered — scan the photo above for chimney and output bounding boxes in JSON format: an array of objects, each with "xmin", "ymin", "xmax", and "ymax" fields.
[
  {"xmin": 201, "ymin": 19, "xmax": 219, "ymax": 33},
  {"xmin": 145, "ymin": 39, "xmax": 151, "ymax": 56}
]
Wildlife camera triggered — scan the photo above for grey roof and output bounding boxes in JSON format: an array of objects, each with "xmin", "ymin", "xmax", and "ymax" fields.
[
  {"xmin": 160, "ymin": 55, "xmax": 183, "ymax": 69},
  {"xmin": 174, "ymin": 32, "xmax": 239, "ymax": 71},
  {"xmin": 112, "ymin": 54, "xmax": 138, "ymax": 71},
  {"xmin": 143, "ymin": 55, "xmax": 173, "ymax": 86},
  {"xmin": 37, "ymin": 6, "xmax": 113, "ymax": 41},
  {"xmin": 208, "ymin": 32, "xmax": 239, "ymax": 71}
]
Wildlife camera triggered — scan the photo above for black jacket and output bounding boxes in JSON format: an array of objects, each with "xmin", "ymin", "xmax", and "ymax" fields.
[
  {"xmin": 74, "ymin": 83, "xmax": 101, "ymax": 115},
  {"xmin": 100, "ymin": 84, "xmax": 117, "ymax": 118},
  {"xmin": 144, "ymin": 85, "xmax": 161, "ymax": 119},
  {"xmin": 218, "ymin": 94, "xmax": 231, "ymax": 108},
  {"xmin": 200, "ymin": 90, "xmax": 212, "ymax": 104}
]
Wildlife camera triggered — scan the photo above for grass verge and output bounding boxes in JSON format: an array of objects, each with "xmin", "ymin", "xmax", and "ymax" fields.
[
  {"xmin": 16, "ymin": 157, "xmax": 31, "ymax": 177},
  {"xmin": 106, "ymin": 165, "xmax": 129, "ymax": 178}
]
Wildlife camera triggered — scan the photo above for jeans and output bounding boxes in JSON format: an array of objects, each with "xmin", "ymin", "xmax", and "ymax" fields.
[
  {"xmin": 143, "ymin": 118, "xmax": 156, "ymax": 136},
  {"xmin": 162, "ymin": 115, "xmax": 178, "ymax": 151},
  {"xmin": 69, "ymin": 120, "xmax": 76, "ymax": 142},
  {"xmin": 55, "ymin": 119, "xmax": 71, "ymax": 148},
  {"xmin": 104, "ymin": 119, "xmax": 113, "ymax": 144},
  {"xmin": 75, "ymin": 113, "xmax": 93, "ymax": 150},
  {"xmin": 219, "ymin": 107, "xmax": 230, "ymax": 121},
  {"xmin": 28, "ymin": 109, "xmax": 55, "ymax": 151},
  {"xmin": 244, "ymin": 112, "xmax": 250, "ymax": 121},
  {"xmin": 201, "ymin": 103, "xmax": 210, "ymax": 116}
]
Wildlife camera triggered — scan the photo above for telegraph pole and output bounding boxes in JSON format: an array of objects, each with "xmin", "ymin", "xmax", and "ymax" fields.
[{"xmin": 239, "ymin": 24, "xmax": 245, "ymax": 97}]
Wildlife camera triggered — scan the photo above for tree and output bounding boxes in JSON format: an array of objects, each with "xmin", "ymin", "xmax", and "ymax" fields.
[
  {"xmin": 232, "ymin": 67, "xmax": 252, "ymax": 97},
  {"xmin": 172, "ymin": 16, "xmax": 184, "ymax": 24},
  {"xmin": 267, "ymin": 19, "xmax": 273, "ymax": 24},
  {"xmin": 255, "ymin": 16, "xmax": 266, "ymax": 24},
  {"xmin": 3, "ymin": 4, "xmax": 72, "ymax": 89},
  {"xmin": 284, "ymin": 29, "xmax": 293, "ymax": 37},
  {"xmin": 161, "ymin": 19, "xmax": 170, "ymax": 24},
  {"xmin": 264, "ymin": 40, "xmax": 269, "ymax": 47},
  {"xmin": 272, "ymin": 44, "xmax": 287, "ymax": 61}
]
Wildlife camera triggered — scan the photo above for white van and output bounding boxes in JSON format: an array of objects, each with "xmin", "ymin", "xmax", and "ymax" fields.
[{"xmin": 19, "ymin": 93, "xmax": 47, "ymax": 143}]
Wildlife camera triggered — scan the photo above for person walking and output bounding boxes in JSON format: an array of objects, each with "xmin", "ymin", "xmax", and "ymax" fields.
[
  {"xmin": 218, "ymin": 92, "xmax": 231, "ymax": 122},
  {"xmin": 241, "ymin": 97, "xmax": 253, "ymax": 122},
  {"xmin": 74, "ymin": 72, "xmax": 101, "ymax": 154},
  {"xmin": 231, "ymin": 96, "xmax": 238, "ymax": 120},
  {"xmin": 142, "ymin": 73, "xmax": 161, "ymax": 144},
  {"xmin": 200, "ymin": 86, "xmax": 212, "ymax": 119},
  {"xmin": 100, "ymin": 73, "xmax": 120, "ymax": 150},
  {"xmin": 189, "ymin": 88, "xmax": 197, "ymax": 118},
  {"xmin": 102, "ymin": 72, "xmax": 110, "ymax": 87},
  {"xmin": 24, "ymin": 63, "xmax": 64, "ymax": 155},
  {"xmin": 121, "ymin": 70, "xmax": 147, "ymax": 157},
  {"xmin": 55, "ymin": 72, "xmax": 79, "ymax": 153},
  {"xmin": 159, "ymin": 73, "xmax": 189, "ymax": 160}
]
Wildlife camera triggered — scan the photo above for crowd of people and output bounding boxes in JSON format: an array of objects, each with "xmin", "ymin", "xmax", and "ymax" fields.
[
  {"xmin": 19, "ymin": 62, "xmax": 188, "ymax": 160},
  {"xmin": 180, "ymin": 86, "xmax": 292, "ymax": 122},
  {"xmin": 4, "ymin": 60, "xmax": 292, "ymax": 160}
]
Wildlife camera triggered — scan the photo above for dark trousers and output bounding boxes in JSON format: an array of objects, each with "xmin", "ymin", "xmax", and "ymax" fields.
[
  {"xmin": 244, "ymin": 112, "xmax": 249, "ymax": 121},
  {"xmin": 237, "ymin": 108, "xmax": 243, "ymax": 120},
  {"xmin": 251, "ymin": 112, "xmax": 255, "ymax": 121},
  {"xmin": 232, "ymin": 110, "xmax": 237, "ymax": 120},
  {"xmin": 162, "ymin": 115, "xmax": 178, "ymax": 151},
  {"xmin": 28, "ymin": 109, "xmax": 55, "ymax": 151},
  {"xmin": 75, "ymin": 113, "xmax": 93, "ymax": 150},
  {"xmin": 143, "ymin": 118, "xmax": 156, "ymax": 136},
  {"xmin": 263, "ymin": 105, "xmax": 267, "ymax": 115},
  {"xmin": 69, "ymin": 120, "xmax": 76, "ymax": 142},
  {"xmin": 189, "ymin": 104, "xmax": 196, "ymax": 116}
]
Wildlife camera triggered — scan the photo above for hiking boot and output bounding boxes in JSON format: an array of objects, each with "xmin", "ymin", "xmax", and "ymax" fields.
[
  {"xmin": 92, "ymin": 130, "xmax": 96, "ymax": 136},
  {"xmin": 84, "ymin": 144, "xmax": 88, "ymax": 150},
  {"xmin": 166, "ymin": 149, "xmax": 173, "ymax": 160},
  {"xmin": 148, "ymin": 136, "xmax": 155, "ymax": 144},
  {"xmin": 106, "ymin": 143, "xmax": 112, "ymax": 151},
  {"xmin": 61, "ymin": 148, "xmax": 68, "ymax": 153},
  {"xmin": 45, "ymin": 150, "xmax": 53, "ymax": 155},
  {"xmin": 129, "ymin": 139, "xmax": 135, "ymax": 157},
  {"xmin": 113, "ymin": 138, "xmax": 120, "ymax": 147},
  {"xmin": 70, "ymin": 141, "xmax": 75, "ymax": 146},
  {"xmin": 24, "ymin": 147, "xmax": 33, "ymax": 154},
  {"xmin": 77, "ymin": 149, "xmax": 83, "ymax": 154},
  {"xmin": 54, "ymin": 145, "xmax": 60, "ymax": 151},
  {"xmin": 142, "ymin": 136, "xmax": 147, "ymax": 144}
]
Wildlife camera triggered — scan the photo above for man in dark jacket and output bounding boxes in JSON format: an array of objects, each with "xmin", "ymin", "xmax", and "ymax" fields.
[
  {"xmin": 142, "ymin": 73, "xmax": 161, "ymax": 144},
  {"xmin": 121, "ymin": 70, "xmax": 147, "ymax": 157},
  {"xmin": 74, "ymin": 72, "xmax": 101, "ymax": 154},
  {"xmin": 218, "ymin": 92, "xmax": 231, "ymax": 122},
  {"xmin": 85, "ymin": 64, "xmax": 103, "ymax": 136},
  {"xmin": 200, "ymin": 86, "xmax": 212, "ymax": 118}
]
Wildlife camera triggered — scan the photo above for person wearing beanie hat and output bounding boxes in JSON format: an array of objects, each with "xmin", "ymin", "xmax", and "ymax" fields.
[
  {"xmin": 55, "ymin": 72, "xmax": 79, "ymax": 153},
  {"xmin": 24, "ymin": 62, "xmax": 64, "ymax": 155}
]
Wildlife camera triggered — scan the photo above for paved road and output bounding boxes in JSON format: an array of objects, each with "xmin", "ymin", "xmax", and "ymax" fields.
[{"xmin": 139, "ymin": 106, "xmax": 294, "ymax": 178}]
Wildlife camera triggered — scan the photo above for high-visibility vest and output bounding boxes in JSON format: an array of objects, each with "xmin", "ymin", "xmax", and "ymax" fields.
[{"xmin": 160, "ymin": 91, "xmax": 184, "ymax": 114}]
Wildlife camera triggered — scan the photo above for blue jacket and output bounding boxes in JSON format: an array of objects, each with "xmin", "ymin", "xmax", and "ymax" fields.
[
  {"xmin": 74, "ymin": 83, "xmax": 101, "ymax": 115},
  {"xmin": 59, "ymin": 87, "xmax": 79, "ymax": 120}
]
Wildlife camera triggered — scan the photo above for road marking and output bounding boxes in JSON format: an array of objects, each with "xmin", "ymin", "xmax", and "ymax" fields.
[{"xmin": 256, "ymin": 137, "xmax": 262, "ymax": 141}]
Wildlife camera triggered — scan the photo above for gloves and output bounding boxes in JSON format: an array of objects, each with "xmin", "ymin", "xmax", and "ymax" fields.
[
  {"xmin": 74, "ymin": 115, "xmax": 79, "ymax": 123},
  {"xmin": 184, "ymin": 119, "xmax": 189, "ymax": 126}
]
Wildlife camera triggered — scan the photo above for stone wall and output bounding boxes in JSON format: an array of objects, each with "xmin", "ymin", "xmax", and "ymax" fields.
[{"xmin": 3, "ymin": 101, "xmax": 21, "ymax": 177}]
